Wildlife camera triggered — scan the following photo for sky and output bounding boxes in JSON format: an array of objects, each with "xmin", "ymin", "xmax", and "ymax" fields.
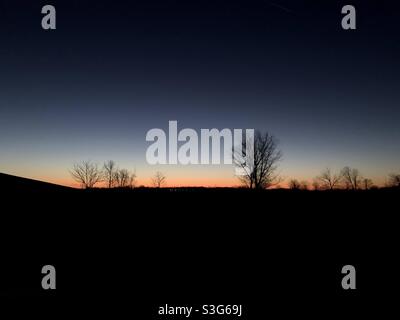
[{"xmin": 0, "ymin": 0, "xmax": 399, "ymax": 187}]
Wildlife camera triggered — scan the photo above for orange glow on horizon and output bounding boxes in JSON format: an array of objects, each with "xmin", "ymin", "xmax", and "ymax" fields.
[
  {"xmin": 50, "ymin": 176, "xmax": 240, "ymax": 188},
  {"xmin": 4, "ymin": 170, "xmax": 388, "ymax": 189}
]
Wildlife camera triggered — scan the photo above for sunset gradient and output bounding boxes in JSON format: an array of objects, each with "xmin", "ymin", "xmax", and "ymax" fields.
[{"xmin": 1, "ymin": 1, "xmax": 399, "ymax": 188}]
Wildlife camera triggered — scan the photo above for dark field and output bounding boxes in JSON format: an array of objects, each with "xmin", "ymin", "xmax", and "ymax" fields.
[{"xmin": 1, "ymin": 173, "xmax": 398, "ymax": 317}]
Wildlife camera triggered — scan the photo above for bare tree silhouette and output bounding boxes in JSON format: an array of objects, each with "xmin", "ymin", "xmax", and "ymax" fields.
[
  {"xmin": 128, "ymin": 169, "xmax": 137, "ymax": 188},
  {"xmin": 234, "ymin": 131, "xmax": 282, "ymax": 189},
  {"xmin": 388, "ymin": 173, "xmax": 400, "ymax": 188},
  {"xmin": 115, "ymin": 168, "xmax": 136, "ymax": 188},
  {"xmin": 70, "ymin": 161, "xmax": 102, "ymax": 189},
  {"xmin": 152, "ymin": 171, "xmax": 166, "ymax": 188},
  {"xmin": 363, "ymin": 178, "xmax": 374, "ymax": 190},
  {"xmin": 341, "ymin": 166, "xmax": 362, "ymax": 190},
  {"xmin": 317, "ymin": 168, "xmax": 341, "ymax": 190},
  {"xmin": 300, "ymin": 180, "xmax": 309, "ymax": 190},
  {"xmin": 104, "ymin": 160, "xmax": 117, "ymax": 188},
  {"xmin": 312, "ymin": 179, "xmax": 321, "ymax": 190},
  {"xmin": 289, "ymin": 179, "xmax": 301, "ymax": 190}
]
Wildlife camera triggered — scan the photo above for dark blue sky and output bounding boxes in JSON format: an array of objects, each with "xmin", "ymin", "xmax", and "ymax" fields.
[{"xmin": 0, "ymin": 0, "xmax": 399, "ymax": 186}]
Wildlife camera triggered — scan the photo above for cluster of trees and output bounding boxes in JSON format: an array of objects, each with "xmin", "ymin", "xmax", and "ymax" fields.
[
  {"xmin": 388, "ymin": 173, "xmax": 400, "ymax": 188},
  {"xmin": 70, "ymin": 131, "xmax": 399, "ymax": 190},
  {"xmin": 70, "ymin": 160, "xmax": 167, "ymax": 189},
  {"xmin": 289, "ymin": 168, "xmax": 400, "ymax": 191},
  {"xmin": 102, "ymin": 160, "xmax": 136, "ymax": 188},
  {"xmin": 232, "ymin": 130, "xmax": 399, "ymax": 190},
  {"xmin": 289, "ymin": 167, "xmax": 372, "ymax": 191},
  {"xmin": 70, "ymin": 160, "xmax": 136, "ymax": 189}
]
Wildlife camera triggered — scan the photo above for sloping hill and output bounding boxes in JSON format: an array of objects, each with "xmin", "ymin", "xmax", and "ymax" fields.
[{"xmin": 0, "ymin": 172, "xmax": 74, "ymax": 193}]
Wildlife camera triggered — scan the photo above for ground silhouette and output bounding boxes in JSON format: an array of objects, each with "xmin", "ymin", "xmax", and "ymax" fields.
[{"xmin": 1, "ymin": 172, "xmax": 398, "ymax": 312}]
